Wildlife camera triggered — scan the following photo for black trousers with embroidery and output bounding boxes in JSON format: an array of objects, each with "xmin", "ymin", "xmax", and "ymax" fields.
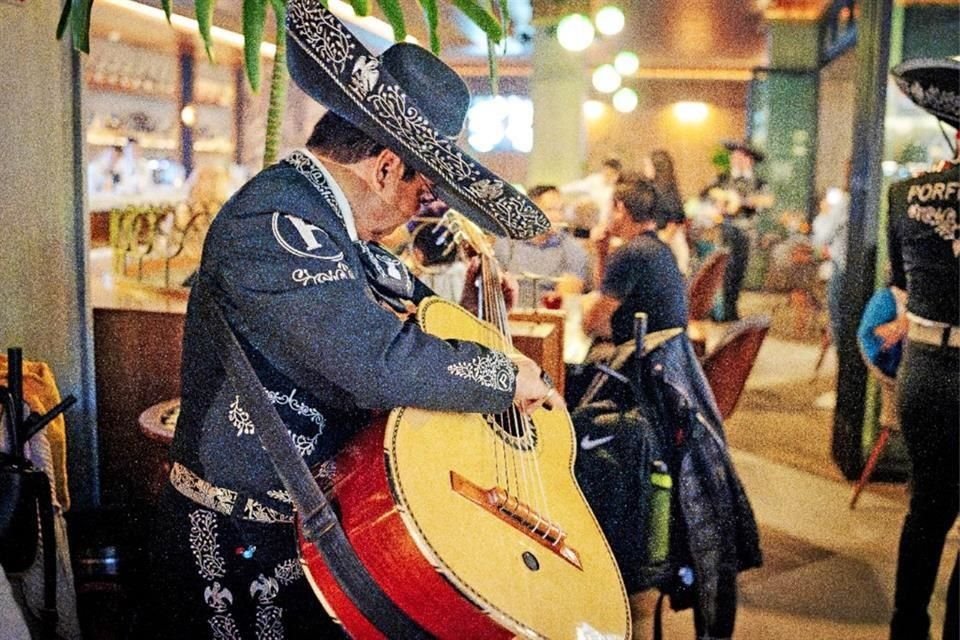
[
  {"xmin": 141, "ymin": 484, "xmax": 346, "ymax": 639},
  {"xmin": 890, "ymin": 341, "xmax": 959, "ymax": 640}
]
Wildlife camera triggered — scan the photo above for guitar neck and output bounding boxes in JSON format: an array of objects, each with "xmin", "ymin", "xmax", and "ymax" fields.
[{"xmin": 477, "ymin": 253, "xmax": 513, "ymax": 348}]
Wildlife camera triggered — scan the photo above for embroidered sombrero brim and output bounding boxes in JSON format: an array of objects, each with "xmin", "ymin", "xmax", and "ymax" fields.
[
  {"xmin": 891, "ymin": 57, "xmax": 960, "ymax": 130},
  {"xmin": 285, "ymin": 0, "xmax": 549, "ymax": 240}
]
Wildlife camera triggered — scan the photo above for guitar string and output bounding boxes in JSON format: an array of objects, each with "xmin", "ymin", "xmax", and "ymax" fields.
[
  {"xmin": 482, "ymin": 256, "xmax": 525, "ymax": 506},
  {"xmin": 478, "ymin": 271, "xmax": 507, "ymax": 495},
  {"xmin": 481, "ymin": 266, "xmax": 513, "ymax": 499},
  {"xmin": 485, "ymin": 254, "xmax": 551, "ymax": 525},
  {"xmin": 496, "ymin": 265, "xmax": 553, "ymax": 528}
]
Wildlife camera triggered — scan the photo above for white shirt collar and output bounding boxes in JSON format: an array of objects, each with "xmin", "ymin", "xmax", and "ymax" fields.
[{"xmin": 296, "ymin": 147, "xmax": 359, "ymax": 242}]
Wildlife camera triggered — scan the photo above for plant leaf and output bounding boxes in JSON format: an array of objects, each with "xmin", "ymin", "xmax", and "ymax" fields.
[
  {"xmin": 415, "ymin": 0, "xmax": 440, "ymax": 54},
  {"xmin": 242, "ymin": 0, "xmax": 267, "ymax": 92},
  {"xmin": 263, "ymin": 0, "xmax": 288, "ymax": 166},
  {"xmin": 349, "ymin": 0, "xmax": 369, "ymax": 17},
  {"xmin": 55, "ymin": 0, "xmax": 71, "ymax": 40},
  {"xmin": 69, "ymin": 0, "xmax": 94, "ymax": 53},
  {"xmin": 450, "ymin": 0, "xmax": 502, "ymax": 43},
  {"xmin": 161, "ymin": 0, "xmax": 173, "ymax": 23},
  {"xmin": 376, "ymin": 0, "xmax": 406, "ymax": 43},
  {"xmin": 486, "ymin": 36, "xmax": 498, "ymax": 95},
  {"xmin": 496, "ymin": 0, "xmax": 509, "ymax": 51},
  {"xmin": 195, "ymin": 0, "xmax": 216, "ymax": 62}
]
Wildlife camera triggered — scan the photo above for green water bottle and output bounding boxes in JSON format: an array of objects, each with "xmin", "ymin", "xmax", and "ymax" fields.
[{"xmin": 648, "ymin": 460, "xmax": 672, "ymax": 564}]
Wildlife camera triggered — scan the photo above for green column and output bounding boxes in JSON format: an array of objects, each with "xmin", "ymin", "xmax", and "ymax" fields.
[
  {"xmin": 763, "ymin": 20, "xmax": 820, "ymax": 218},
  {"xmin": 746, "ymin": 19, "xmax": 820, "ymax": 288},
  {"xmin": 832, "ymin": 0, "xmax": 893, "ymax": 479},
  {"xmin": 527, "ymin": 27, "xmax": 587, "ymax": 186}
]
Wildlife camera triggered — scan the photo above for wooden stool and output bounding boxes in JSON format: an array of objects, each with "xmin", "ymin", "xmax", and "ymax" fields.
[{"xmin": 849, "ymin": 366, "xmax": 899, "ymax": 509}]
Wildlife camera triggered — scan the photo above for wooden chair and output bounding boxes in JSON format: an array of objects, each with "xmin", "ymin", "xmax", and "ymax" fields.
[
  {"xmin": 508, "ymin": 308, "xmax": 567, "ymax": 397},
  {"xmin": 700, "ymin": 315, "xmax": 771, "ymax": 420},
  {"xmin": 687, "ymin": 249, "xmax": 730, "ymax": 321}
]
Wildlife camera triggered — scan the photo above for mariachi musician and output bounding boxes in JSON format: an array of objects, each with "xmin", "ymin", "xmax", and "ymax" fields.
[
  {"xmin": 702, "ymin": 140, "xmax": 774, "ymax": 322},
  {"xmin": 143, "ymin": 2, "xmax": 565, "ymax": 637},
  {"xmin": 886, "ymin": 57, "xmax": 959, "ymax": 640}
]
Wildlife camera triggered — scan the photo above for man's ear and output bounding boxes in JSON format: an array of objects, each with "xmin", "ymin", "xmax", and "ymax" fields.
[{"xmin": 373, "ymin": 149, "xmax": 404, "ymax": 190}]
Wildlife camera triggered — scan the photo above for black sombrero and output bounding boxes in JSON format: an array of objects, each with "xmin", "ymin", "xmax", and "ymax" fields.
[
  {"xmin": 891, "ymin": 57, "xmax": 960, "ymax": 130},
  {"xmin": 722, "ymin": 140, "xmax": 765, "ymax": 163},
  {"xmin": 286, "ymin": 0, "xmax": 549, "ymax": 240}
]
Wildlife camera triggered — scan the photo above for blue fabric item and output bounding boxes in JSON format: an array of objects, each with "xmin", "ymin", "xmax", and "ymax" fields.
[{"xmin": 857, "ymin": 287, "xmax": 903, "ymax": 378}]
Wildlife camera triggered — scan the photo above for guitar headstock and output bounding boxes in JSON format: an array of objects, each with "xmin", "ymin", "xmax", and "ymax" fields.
[{"xmin": 442, "ymin": 211, "xmax": 495, "ymax": 259}]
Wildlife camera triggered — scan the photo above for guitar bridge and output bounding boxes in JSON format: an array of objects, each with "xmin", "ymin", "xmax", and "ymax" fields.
[{"xmin": 450, "ymin": 470, "xmax": 582, "ymax": 570}]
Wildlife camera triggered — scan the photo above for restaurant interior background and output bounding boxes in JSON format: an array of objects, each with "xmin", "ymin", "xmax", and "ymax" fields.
[{"xmin": 0, "ymin": 0, "xmax": 957, "ymax": 634}]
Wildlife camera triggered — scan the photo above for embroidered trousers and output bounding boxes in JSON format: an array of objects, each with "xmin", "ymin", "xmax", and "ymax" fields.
[{"xmin": 142, "ymin": 484, "xmax": 345, "ymax": 640}]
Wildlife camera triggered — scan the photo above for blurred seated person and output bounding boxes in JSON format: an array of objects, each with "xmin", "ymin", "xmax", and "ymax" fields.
[
  {"xmin": 582, "ymin": 173, "xmax": 689, "ymax": 346},
  {"xmin": 410, "ymin": 217, "xmax": 467, "ymax": 303},
  {"xmin": 568, "ymin": 196, "xmax": 601, "ymax": 239},
  {"xmin": 494, "ymin": 184, "xmax": 590, "ymax": 309},
  {"xmin": 87, "ymin": 144, "xmax": 125, "ymax": 194},
  {"xmin": 559, "ymin": 158, "xmax": 623, "ymax": 225}
]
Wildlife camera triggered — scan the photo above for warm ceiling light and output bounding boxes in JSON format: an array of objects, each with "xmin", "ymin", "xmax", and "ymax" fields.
[
  {"xmin": 180, "ymin": 104, "xmax": 198, "ymax": 127},
  {"xmin": 592, "ymin": 64, "xmax": 622, "ymax": 93},
  {"xmin": 614, "ymin": 51, "xmax": 639, "ymax": 76},
  {"xmin": 556, "ymin": 14, "xmax": 595, "ymax": 52},
  {"xmin": 594, "ymin": 6, "xmax": 625, "ymax": 36},
  {"xmin": 612, "ymin": 88, "xmax": 638, "ymax": 113},
  {"xmin": 583, "ymin": 100, "xmax": 607, "ymax": 121},
  {"xmin": 672, "ymin": 101, "xmax": 709, "ymax": 123}
]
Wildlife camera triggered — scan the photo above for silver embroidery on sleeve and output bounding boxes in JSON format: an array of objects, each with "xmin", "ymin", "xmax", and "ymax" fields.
[
  {"xmin": 447, "ymin": 352, "xmax": 516, "ymax": 392},
  {"xmin": 229, "ymin": 396, "xmax": 256, "ymax": 436}
]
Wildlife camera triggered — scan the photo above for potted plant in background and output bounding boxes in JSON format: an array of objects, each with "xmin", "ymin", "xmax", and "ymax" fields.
[{"xmin": 56, "ymin": 0, "xmax": 509, "ymax": 165}]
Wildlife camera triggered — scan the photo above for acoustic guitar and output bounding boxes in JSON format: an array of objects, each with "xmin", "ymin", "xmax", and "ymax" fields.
[{"xmin": 300, "ymin": 214, "xmax": 630, "ymax": 639}]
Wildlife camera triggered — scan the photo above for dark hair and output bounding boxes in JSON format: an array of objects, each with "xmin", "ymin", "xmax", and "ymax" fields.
[
  {"xmin": 307, "ymin": 111, "xmax": 415, "ymax": 180},
  {"xmin": 412, "ymin": 221, "xmax": 457, "ymax": 266},
  {"xmin": 527, "ymin": 184, "xmax": 559, "ymax": 201},
  {"xmin": 602, "ymin": 158, "xmax": 623, "ymax": 172},
  {"xmin": 649, "ymin": 150, "xmax": 677, "ymax": 189},
  {"xmin": 614, "ymin": 172, "xmax": 658, "ymax": 223}
]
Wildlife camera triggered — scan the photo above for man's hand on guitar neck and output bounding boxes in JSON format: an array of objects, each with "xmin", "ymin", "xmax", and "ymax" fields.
[
  {"xmin": 511, "ymin": 354, "xmax": 565, "ymax": 415},
  {"xmin": 459, "ymin": 256, "xmax": 519, "ymax": 315}
]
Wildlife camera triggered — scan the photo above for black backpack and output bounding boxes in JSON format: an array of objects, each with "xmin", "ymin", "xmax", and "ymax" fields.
[{"xmin": 571, "ymin": 328, "xmax": 692, "ymax": 599}]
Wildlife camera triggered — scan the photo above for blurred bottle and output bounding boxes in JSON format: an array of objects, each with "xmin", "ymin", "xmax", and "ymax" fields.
[{"xmin": 648, "ymin": 459, "xmax": 672, "ymax": 564}]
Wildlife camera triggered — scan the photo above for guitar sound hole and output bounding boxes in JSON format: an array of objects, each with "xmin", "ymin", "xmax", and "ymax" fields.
[{"xmin": 485, "ymin": 407, "xmax": 538, "ymax": 450}]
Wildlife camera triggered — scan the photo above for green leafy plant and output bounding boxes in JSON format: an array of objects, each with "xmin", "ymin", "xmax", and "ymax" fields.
[{"xmin": 57, "ymin": 0, "xmax": 509, "ymax": 166}]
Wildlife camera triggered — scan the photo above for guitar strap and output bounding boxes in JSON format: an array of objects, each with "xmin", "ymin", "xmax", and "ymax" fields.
[{"xmin": 201, "ymin": 296, "xmax": 431, "ymax": 639}]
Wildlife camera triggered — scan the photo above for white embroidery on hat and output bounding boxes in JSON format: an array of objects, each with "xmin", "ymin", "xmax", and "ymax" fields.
[
  {"xmin": 351, "ymin": 56, "xmax": 380, "ymax": 96},
  {"xmin": 286, "ymin": 0, "xmax": 550, "ymax": 240}
]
